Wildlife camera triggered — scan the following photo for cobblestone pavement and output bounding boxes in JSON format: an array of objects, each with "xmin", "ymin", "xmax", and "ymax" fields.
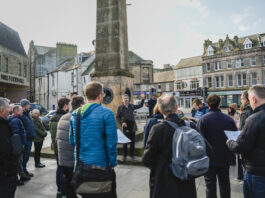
[{"xmin": 15, "ymin": 158, "xmax": 243, "ymax": 198}]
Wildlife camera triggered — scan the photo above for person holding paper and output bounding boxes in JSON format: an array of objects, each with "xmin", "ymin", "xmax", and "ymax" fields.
[
  {"xmin": 197, "ymin": 94, "xmax": 237, "ymax": 198},
  {"xmin": 227, "ymin": 85, "xmax": 265, "ymax": 198}
]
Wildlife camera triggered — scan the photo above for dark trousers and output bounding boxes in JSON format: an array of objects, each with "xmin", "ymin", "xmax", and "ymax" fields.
[
  {"xmin": 204, "ymin": 166, "xmax": 231, "ymax": 198},
  {"xmin": 0, "ymin": 176, "xmax": 17, "ymax": 198},
  {"xmin": 55, "ymin": 154, "xmax": 65, "ymax": 195},
  {"xmin": 34, "ymin": 141, "xmax": 43, "ymax": 165},
  {"xmin": 22, "ymin": 140, "xmax": 32, "ymax": 171},
  {"xmin": 122, "ymin": 132, "xmax": 135, "ymax": 158},
  {"xmin": 62, "ymin": 166, "xmax": 77, "ymax": 198},
  {"xmin": 82, "ymin": 170, "xmax": 117, "ymax": 198},
  {"xmin": 237, "ymin": 155, "xmax": 243, "ymax": 180}
]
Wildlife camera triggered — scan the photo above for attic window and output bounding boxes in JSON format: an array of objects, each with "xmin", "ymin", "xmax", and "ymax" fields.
[
  {"xmin": 244, "ymin": 38, "xmax": 252, "ymax": 49},
  {"xmin": 207, "ymin": 45, "xmax": 214, "ymax": 56},
  {"xmin": 224, "ymin": 46, "xmax": 232, "ymax": 52}
]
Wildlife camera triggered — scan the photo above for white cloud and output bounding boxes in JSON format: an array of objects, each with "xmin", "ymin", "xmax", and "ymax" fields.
[
  {"xmin": 230, "ymin": 8, "xmax": 252, "ymax": 32},
  {"xmin": 238, "ymin": 25, "xmax": 248, "ymax": 32},
  {"xmin": 231, "ymin": 14, "xmax": 242, "ymax": 25},
  {"xmin": 175, "ymin": 0, "xmax": 209, "ymax": 18}
]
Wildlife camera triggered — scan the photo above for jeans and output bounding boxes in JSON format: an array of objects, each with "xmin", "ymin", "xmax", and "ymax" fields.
[
  {"xmin": 22, "ymin": 140, "xmax": 32, "ymax": 171},
  {"xmin": 62, "ymin": 166, "xmax": 77, "ymax": 198},
  {"xmin": 123, "ymin": 132, "xmax": 135, "ymax": 158},
  {"xmin": 204, "ymin": 166, "xmax": 231, "ymax": 198},
  {"xmin": 0, "ymin": 176, "xmax": 17, "ymax": 198},
  {"xmin": 55, "ymin": 154, "xmax": 65, "ymax": 195},
  {"xmin": 34, "ymin": 141, "xmax": 43, "ymax": 165},
  {"xmin": 243, "ymin": 171, "xmax": 265, "ymax": 198}
]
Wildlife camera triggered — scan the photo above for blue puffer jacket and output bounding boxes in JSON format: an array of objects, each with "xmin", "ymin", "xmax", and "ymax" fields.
[
  {"xmin": 8, "ymin": 115, "xmax": 27, "ymax": 145},
  {"xmin": 194, "ymin": 105, "xmax": 209, "ymax": 120},
  {"xmin": 21, "ymin": 111, "xmax": 36, "ymax": 141},
  {"xmin": 69, "ymin": 103, "xmax": 117, "ymax": 168}
]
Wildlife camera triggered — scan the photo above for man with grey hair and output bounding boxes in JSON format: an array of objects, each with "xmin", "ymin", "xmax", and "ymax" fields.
[
  {"xmin": 0, "ymin": 98, "xmax": 18, "ymax": 198},
  {"xmin": 116, "ymin": 92, "xmax": 145, "ymax": 162},
  {"xmin": 142, "ymin": 94, "xmax": 196, "ymax": 198},
  {"xmin": 8, "ymin": 105, "xmax": 29, "ymax": 185},
  {"xmin": 31, "ymin": 109, "xmax": 47, "ymax": 168},
  {"xmin": 227, "ymin": 85, "xmax": 265, "ymax": 198}
]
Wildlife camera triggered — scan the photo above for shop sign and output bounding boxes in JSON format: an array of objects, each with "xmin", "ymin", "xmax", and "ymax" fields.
[{"xmin": 1, "ymin": 74, "xmax": 24, "ymax": 84}]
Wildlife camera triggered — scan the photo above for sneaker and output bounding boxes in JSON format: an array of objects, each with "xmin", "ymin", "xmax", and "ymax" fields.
[
  {"xmin": 20, "ymin": 175, "xmax": 31, "ymax": 182},
  {"xmin": 35, "ymin": 163, "xmax": 46, "ymax": 168},
  {"xmin": 24, "ymin": 170, "xmax": 34, "ymax": 177},
  {"xmin": 234, "ymin": 178, "xmax": 243, "ymax": 182},
  {"xmin": 239, "ymin": 181, "xmax": 244, "ymax": 185},
  {"xmin": 130, "ymin": 156, "xmax": 137, "ymax": 161},
  {"xmin": 121, "ymin": 156, "xmax": 126, "ymax": 162}
]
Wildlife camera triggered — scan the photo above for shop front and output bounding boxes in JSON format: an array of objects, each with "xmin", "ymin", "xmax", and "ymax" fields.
[
  {"xmin": 208, "ymin": 90, "xmax": 244, "ymax": 107},
  {"xmin": 175, "ymin": 90, "xmax": 203, "ymax": 109}
]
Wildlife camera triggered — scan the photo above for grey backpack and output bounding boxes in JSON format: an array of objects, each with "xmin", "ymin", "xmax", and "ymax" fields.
[{"xmin": 166, "ymin": 120, "xmax": 209, "ymax": 180}]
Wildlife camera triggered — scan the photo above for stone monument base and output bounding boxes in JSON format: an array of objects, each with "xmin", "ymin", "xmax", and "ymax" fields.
[{"xmin": 92, "ymin": 76, "xmax": 134, "ymax": 116}]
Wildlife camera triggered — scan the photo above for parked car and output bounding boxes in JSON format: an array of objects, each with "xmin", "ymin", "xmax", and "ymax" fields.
[
  {"xmin": 40, "ymin": 110, "xmax": 56, "ymax": 131},
  {"xmin": 14, "ymin": 103, "xmax": 48, "ymax": 116}
]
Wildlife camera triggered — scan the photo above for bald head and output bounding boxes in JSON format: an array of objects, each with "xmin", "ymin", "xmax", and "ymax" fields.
[{"xmin": 157, "ymin": 94, "xmax": 177, "ymax": 116}]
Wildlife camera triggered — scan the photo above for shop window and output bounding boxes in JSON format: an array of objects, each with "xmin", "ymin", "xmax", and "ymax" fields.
[
  {"xmin": 250, "ymin": 73, "xmax": 258, "ymax": 86},
  {"xmin": 236, "ymin": 58, "xmax": 244, "ymax": 68},
  {"xmin": 226, "ymin": 60, "xmax": 232, "ymax": 69},
  {"xmin": 227, "ymin": 75, "xmax": 233, "ymax": 87},
  {"xmin": 158, "ymin": 84, "xmax": 161, "ymax": 90},
  {"xmin": 250, "ymin": 56, "xmax": 256, "ymax": 66}
]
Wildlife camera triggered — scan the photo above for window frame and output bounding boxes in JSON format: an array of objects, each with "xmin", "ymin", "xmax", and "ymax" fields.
[
  {"xmin": 250, "ymin": 73, "xmax": 258, "ymax": 86},
  {"xmin": 226, "ymin": 60, "xmax": 232, "ymax": 69},
  {"xmin": 236, "ymin": 58, "xmax": 244, "ymax": 68},
  {"xmin": 5, "ymin": 57, "xmax": 8, "ymax": 73},
  {"xmin": 24, "ymin": 65, "xmax": 27, "ymax": 77},
  {"xmin": 227, "ymin": 75, "xmax": 233, "ymax": 87},
  {"xmin": 250, "ymin": 56, "xmax": 256, "ymax": 66}
]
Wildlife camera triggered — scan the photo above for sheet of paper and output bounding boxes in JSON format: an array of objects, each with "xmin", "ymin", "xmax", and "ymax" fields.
[
  {"xmin": 117, "ymin": 129, "xmax": 131, "ymax": 144},
  {"xmin": 224, "ymin": 130, "xmax": 241, "ymax": 141}
]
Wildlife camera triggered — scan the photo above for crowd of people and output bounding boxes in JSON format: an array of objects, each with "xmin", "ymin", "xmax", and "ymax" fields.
[{"xmin": 0, "ymin": 82, "xmax": 265, "ymax": 198}]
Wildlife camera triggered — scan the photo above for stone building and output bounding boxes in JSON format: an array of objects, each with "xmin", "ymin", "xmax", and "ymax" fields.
[
  {"xmin": 174, "ymin": 56, "xmax": 203, "ymax": 108},
  {"xmin": 29, "ymin": 42, "xmax": 77, "ymax": 102},
  {"xmin": 202, "ymin": 33, "xmax": 265, "ymax": 107},
  {"xmin": 153, "ymin": 68, "xmax": 174, "ymax": 96},
  {"xmin": 0, "ymin": 22, "xmax": 30, "ymax": 102}
]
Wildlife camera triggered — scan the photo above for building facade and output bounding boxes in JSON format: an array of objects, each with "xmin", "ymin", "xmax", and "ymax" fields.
[
  {"xmin": 0, "ymin": 22, "xmax": 30, "ymax": 102},
  {"xmin": 153, "ymin": 69, "xmax": 174, "ymax": 96},
  {"xmin": 174, "ymin": 56, "xmax": 203, "ymax": 108},
  {"xmin": 202, "ymin": 34, "xmax": 265, "ymax": 107},
  {"xmin": 29, "ymin": 42, "xmax": 77, "ymax": 102}
]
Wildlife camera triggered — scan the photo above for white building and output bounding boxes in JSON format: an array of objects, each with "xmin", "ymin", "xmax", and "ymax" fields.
[{"xmin": 174, "ymin": 56, "xmax": 203, "ymax": 108}]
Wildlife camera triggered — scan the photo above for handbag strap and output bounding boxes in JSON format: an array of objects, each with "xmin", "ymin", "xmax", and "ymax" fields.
[{"xmin": 76, "ymin": 108, "xmax": 82, "ymax": 160}]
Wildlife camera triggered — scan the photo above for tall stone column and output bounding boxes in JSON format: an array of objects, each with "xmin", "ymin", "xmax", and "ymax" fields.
[{"xmin": 91, "ymin": 0, "xmax": 134, "ymax": 115}]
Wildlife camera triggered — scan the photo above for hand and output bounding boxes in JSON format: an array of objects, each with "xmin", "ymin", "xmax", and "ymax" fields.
[
  {"xmin": 140, "ymin": 92, "xmax": 145, "ymax": 100},
  {"xmin": 122, "ymin": 123, "xmax": 127, "ymax": 128},
  {"xmin": 226, "ymin": 139, "xmax": 230, "ymax": 144}
]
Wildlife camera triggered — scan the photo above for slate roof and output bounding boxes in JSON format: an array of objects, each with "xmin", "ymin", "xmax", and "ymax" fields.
[
  {"xmin": 175, "ymin": 56, "xmax": 202, "ymax": 69},
  {"xmin": 35, "ymin": 45, "xmax": 56, "ymax": 55},
  {"xmin": 0, "ymin": 21, "xmax": 27, "ymax": 57},
  {"xmin": 128, "ymin": 51, "xmax": 144, "ymax": 63},
  {"xmin": 153, "ymin": 70, "xmax": 174, "ymax": 83},
  {"xmin": 52, "ymin": 58, "xmax": 77, "ymax": 72},
  {"xmin": 204, "ymin": 33, "xmax": 265, "ymax": 56}
]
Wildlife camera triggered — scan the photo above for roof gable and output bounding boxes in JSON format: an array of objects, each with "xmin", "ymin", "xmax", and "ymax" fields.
[
  {"xmin": 0, "ymin": 22, "xmax": 27, "ymax": 57},
  {"xmin": 243, "ymin": 37, "xmax": 252, "ymax": 45}
]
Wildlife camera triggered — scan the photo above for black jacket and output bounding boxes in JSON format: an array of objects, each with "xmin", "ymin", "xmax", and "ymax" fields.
[
  {"xmin": 143, "ymin": 114, "xmax": 197, "ymax": 198},
  {"xmin": 197, "ymin": 109, "xmax": 237, "ymax": 166},
  {"xmin": 0, "ymin": 117, "xmax": 17, "ymax": 180},
  {"xmin": 227, "ymin": 103, "xmax": 265, "ymax": 177},
  {"xmin": 116, "ymin": 99, "xmax": 144, "ymax": 132},
  {"xmin": 239, "ymin": 104, "xmax": 253, "ymax": 130}
]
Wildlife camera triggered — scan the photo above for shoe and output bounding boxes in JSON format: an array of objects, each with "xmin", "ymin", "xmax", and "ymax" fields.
[
  {"xmin": 20, "ymin": 175, "xmax": 31, "ymax": 182},
  {"xmin": 121, "ymin": 156, "xmax": 126, "ymax": 162},
  {"xmin": 234, "ymin": 177, "xmax": 243, "ymax": 182},
  {"xmin": 24, "ymin": 170, "xmax": 34, "ymax": 177},
  {"xmin": 17, "ymin": 180, "xmax": 24, "ymax": 186},
  {"xmin": 239, "ymin": 181, "xmax": 244, "ymax": 185},
  {"xmin": 56, "ymin": 192, "xmax": 62, "ymax": 198},
  {"xmin": 35, "ymin": 163, "xmax": 46, "ymax": 168},
  {"xmin": 130, "ymin": 156, "xmax": 137, "ymax": 161}
]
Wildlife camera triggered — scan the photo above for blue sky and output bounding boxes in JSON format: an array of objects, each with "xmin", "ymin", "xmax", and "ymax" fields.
[{"xmin": 0, "ymin": 0, "xmax": 264, "ymax": 68}]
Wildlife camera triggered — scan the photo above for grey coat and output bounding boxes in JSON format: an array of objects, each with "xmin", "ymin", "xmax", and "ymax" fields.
[{"xmin": 56, "ymin": 112, "xmax": 74, "ymax": 167}]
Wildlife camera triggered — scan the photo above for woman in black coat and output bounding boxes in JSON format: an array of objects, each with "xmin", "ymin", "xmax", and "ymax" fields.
[{"xmin": 142, "ymin": 113, "xmax": 197, "ymax": 198}]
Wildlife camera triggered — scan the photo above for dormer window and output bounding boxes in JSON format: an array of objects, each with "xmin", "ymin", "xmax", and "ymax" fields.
[
  {"xmin": 207, "ymin": 45, "xmax": 214, "ymax": 56},
  {"xmin": 224, "ymin": 46, "xmax": 232, "ymax": 52},
  {"xmin": 244, "ymin": 38, "xmax": 252, "ymax": 49}
]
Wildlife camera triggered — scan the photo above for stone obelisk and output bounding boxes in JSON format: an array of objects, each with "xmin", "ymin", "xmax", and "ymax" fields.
[{"xmin": 91, "ymin": 0, "xmax": 134, "ymax": 114}]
